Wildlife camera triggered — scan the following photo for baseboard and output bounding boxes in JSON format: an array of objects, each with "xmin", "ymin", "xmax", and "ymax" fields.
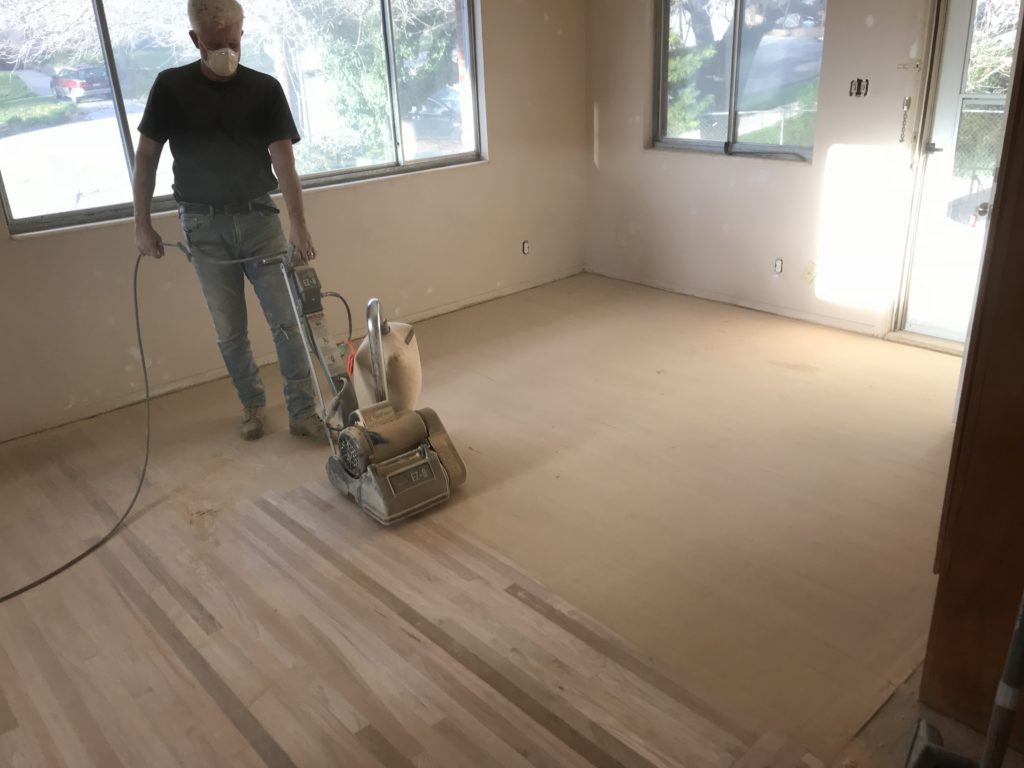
[
  {"xmin": 582, "ymin": 267, "xmax": 883, "ymax": 337},
  {"xmin": 0, "ymin": 357, "xmax": 276, "ymax": 447}
]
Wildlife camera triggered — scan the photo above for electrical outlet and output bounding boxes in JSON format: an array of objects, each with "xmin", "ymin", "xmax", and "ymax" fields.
[
  {"xmin": 774, "ymin": 258, "xmax": 784, "ymax": 275},
  {"xmin": 803, "ymin": 262, "xmax": 817, "ymax": 284},
  {"xmin": 522, "ymin": 240, "xmax": 530, "ymax": 256}
]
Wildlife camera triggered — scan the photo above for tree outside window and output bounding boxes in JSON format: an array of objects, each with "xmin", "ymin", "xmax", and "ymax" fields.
[
  {"xmin": 660, "ymin": 0, "xmax": 827, "ymax": 156},
  {"xmin": 0, "ymin": 0, "xmax": 480, "ymax": 228}
]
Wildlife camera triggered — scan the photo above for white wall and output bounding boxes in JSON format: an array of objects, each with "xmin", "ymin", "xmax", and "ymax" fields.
[
  {"xmin": 0, "ymin": 0, "xmax": 588, "ymax": 443},
  {"xmin": 584, "ymin": 0, "xmax": 934, "ymax": 334}
]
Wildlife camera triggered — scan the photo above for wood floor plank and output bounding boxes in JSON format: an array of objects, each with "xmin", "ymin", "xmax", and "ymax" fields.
[
  {"xmin": 0, "ymin": 685, "xmax": 16, "ymax": 737},
  {"xmin": 0, "ymin": 471, "xmax": 751, "ymax": 768},
  {"xmin": 256, "ymin": 493, "xmax": 749, "ymax": 768},
  {"xmin": 506, "ymin": 582, "xmax": 755, "ymax": 742},
  {"xmin": 446, "ymin": 588, "xmax": 739, "ymax": 768},
  {"xmin": 53, "ymin": 456, "xmax": 224, "ymax": 636},
  {"xmin": 0, "ymin": 275, "xmax": 955, "ymax": 765},
  {"xmin": 3, "ymin": 600, "xmax": 126, "ymax": 768},
  {"xmin": 294, "ymin": 505, "xmax": 745, "ymax": 768},
  {"xmin": 213, "ymin": 498, "xmax": 601, "ymax": 768},
  {"xmin": 96, "ymin": 548, "xmax": 299, "ymax": 768},
  {"xmin": 732, "ymin": 732, "xmax": 790, "ymax": 768},
  {"xmin": 356, "ymin": 724, "xmax": 419, "ymax": 768},
  {"xmin": 257, "ymin": 495, "xmax": 670, "ymax": 768}
]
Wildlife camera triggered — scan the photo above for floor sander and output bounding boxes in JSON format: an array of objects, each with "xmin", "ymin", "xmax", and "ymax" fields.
[
  {"xmin": 268, "ymin": 253, "xmax": 467, "ymax": 525},
  {"xmin": 0, "ymin": 246, "xmax": 466, "ymax": 606}
]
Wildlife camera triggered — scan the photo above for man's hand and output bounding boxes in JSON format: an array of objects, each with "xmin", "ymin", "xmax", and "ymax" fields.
[
  {"xmin": 289, "ymin": 222, "xmax": 316, "ymax": 264},
  {"xmin": 136, "ymin": 223, "xmax": 165, "ymax": 259}
]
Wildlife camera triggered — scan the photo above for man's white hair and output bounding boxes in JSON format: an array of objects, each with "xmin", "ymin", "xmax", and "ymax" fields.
[{"xmin": 188, "ymin": 0, "xmax": 244, "ymax": 30}]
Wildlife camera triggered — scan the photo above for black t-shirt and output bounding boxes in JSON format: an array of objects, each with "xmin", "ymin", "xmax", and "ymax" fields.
[{"xmin": 138, "ymin": 61, "xmax": 300, "ymax": 204}]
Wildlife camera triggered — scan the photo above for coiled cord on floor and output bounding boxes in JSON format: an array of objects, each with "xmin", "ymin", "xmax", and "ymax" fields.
[{"xmin": 0, "ymin": 255, "xmax": 151, "ymax": 605}]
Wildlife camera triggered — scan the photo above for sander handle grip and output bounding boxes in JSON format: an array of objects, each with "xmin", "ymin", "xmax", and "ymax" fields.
[{"xmin": 367, "ymin": 298, "xmax": 389, "ymax": 404}]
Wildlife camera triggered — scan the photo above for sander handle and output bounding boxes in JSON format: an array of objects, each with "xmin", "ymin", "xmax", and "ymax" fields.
[{"xmin": 366, "ymin": 298, "xmax": 390, "ymax": 404}]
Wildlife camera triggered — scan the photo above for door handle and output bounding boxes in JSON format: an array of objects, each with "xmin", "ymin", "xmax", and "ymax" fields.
[
  {"xmin": 971, "ymin": 202, "xmax": 991, "ymax": 228},
  {"xmin": 925, "ymin": 142, "xmax": 944, "ymax": 154}
]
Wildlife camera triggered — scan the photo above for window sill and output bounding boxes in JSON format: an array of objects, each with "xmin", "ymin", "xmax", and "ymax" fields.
[
  {"xmin": 6, "ymin": 152, "xmax": 486, "ymax": 237},
  {"xmin": 652, "ymin": 139, "xmax": 813, "ymax": 163}
]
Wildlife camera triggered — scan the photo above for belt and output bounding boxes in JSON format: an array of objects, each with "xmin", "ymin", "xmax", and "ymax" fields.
[{"xmin": 177, "ymin": 198, "xmax": 278, "ymax": 216}]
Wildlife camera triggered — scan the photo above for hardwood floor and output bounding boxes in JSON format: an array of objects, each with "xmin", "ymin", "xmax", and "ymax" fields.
[
  {"xmin": 0, "ymin": 275, "xmax": 961, "ymax": 766},
  {"xmin": 0, "ymin": 468, "xmax": 758, "ymax": 767}
]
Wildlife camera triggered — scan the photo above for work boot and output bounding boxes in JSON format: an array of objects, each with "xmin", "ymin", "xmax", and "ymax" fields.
[
  {"xmin": 240, "ymin": 406, "xmax": 265, "ymax": 441},
  {"xmin": 289, "ymin": 412, "xmax": 330, "ymax": 445}
]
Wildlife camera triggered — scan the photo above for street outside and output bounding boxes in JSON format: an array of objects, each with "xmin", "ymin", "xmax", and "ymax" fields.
[
  {"xmin": 0, "ymin": 67, "xmax": 466, "ymax": 220},
  {"xmin": 670, "ymin": 32, "xmax": 825, "ymax": 142},
  {"xmin": 741, "ymin": 35, "xmax": 823, "ymax": 104},
  {"xmin": 0, "ymin": 69, "xmax": 154, "ymax": 219}
]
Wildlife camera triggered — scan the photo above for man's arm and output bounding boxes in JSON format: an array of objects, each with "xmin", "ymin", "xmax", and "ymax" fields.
[
  {"xmin": 269, "ymin": 139, "xmax": 315, "ymax": 263},
  {"xmin": 133, "ymin": 135, "xmax": 165, "ymax": 259}
]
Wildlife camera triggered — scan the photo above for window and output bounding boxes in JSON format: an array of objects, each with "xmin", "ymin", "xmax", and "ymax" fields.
[
  {"xmin": 656, "ymin": 0, "xmax": 827, "ymax": 159},
  {"xmin": 0, "ymin": 0, "xmax": 482, "ymax": 234}
]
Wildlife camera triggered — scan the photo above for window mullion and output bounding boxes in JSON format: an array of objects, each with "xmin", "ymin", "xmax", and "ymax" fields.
[
  {"xmin": 379, "ymin": 0, "xmax": 406, "ymax": 166},
  {"xmin": 90, "ymin": 0, "xmax": 135, "ymax": 177},
  {"xmin": 726, "ymin": 0, "xmax": 743, "ymax": 152},
  {"xmin": 464, "ymin": 0, "xmax": 483, "ymax": 155},
  {"xmin": 655, "ymin": 0, "xmax": 669, "ymax": 141}
]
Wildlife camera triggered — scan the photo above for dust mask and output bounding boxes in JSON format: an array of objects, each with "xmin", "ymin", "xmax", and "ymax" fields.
[{"xmin": 205, "ymin": 47, "xmax": 239, "ymax": 77}]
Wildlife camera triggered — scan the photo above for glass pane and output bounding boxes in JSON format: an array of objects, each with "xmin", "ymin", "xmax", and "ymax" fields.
[
  {"xmin": 966, "ymin": 0, "xmax": 1021, "ymax": 94},
  {"xmin": 103, "ymin": 0, "xmax": 195, "ymax": 198},
  {"xmin": 735, "ymin": 0, "xmax": 826, "ymax": 149},
  {"xmin": 253, "ymin": 0, "xmax": 397, "ymax": 174},
  {"xmin": 953, "ymin": 100, "xmax": 1005, "ymax": 184},
  {"xmin": 0, "ymin": 0, "xmax": 131, "ymax": 219},
  {"xmin": 106, "ymin": 0, "xmax": 398, "ymax": 188},
  {"xmin": 663, "ymin": 0, "xmax": 734, "ymax": 142},
  {"xmin": 905, "ymin": 100, "xmax": 1006, "ymax": 341},
  {"xmin": 393, "ymin": 0, "xmax": 477, "ymax": 161}
]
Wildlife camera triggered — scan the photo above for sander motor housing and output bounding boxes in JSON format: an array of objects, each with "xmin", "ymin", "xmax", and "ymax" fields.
[{"xmin": 328, "ymin": 402, "xmax": 467, "ymax": 526}]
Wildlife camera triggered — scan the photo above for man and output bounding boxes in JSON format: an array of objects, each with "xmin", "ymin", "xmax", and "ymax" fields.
[{"xmin": 133, "ymin": 0, "xmax": 324, "ymax": 443}]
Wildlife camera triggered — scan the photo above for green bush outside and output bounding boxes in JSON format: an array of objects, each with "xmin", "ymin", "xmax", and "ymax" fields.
[
  {"xmin": 0, "ymin": 71, "xmax": 33, "ymax": 101},
  {"xmin": 0, "ymin": 99, "xmax": 77, "ymax": 135},
  {"xmin": 0, "ymin": 72, "xmax": 77, "ymax": 136},
  {"xmin": 738, "ymin": 110, "xmax": 817, "ymax": 148}
]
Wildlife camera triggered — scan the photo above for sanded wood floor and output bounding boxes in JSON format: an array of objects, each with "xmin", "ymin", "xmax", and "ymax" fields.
[
  {"xmin": 0, "ymin": 460, "xmax": 759, "ymax": 767},
  {"xmin": 0, "ymin": 274, "xmax": 961, "ymax": 766}
]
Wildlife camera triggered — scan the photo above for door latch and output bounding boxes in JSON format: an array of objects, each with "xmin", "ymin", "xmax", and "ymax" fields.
[{"xmin": 924, "ymin": 142, "xmax": 944, "ymax": 154}]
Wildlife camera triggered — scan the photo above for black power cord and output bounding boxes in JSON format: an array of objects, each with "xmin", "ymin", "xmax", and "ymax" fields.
[{"xmin": 0, "ymin": 254, "xmax": 151, "ymax": 605}]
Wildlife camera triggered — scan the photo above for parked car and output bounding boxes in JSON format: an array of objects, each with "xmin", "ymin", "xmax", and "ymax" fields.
[
  {"xmin": 404, "ymin": 85, "xmax": 463, "ymax": 141},
  {"xmin": 50, "ymin": 66, "xmax": 111, "ymax": 103}
]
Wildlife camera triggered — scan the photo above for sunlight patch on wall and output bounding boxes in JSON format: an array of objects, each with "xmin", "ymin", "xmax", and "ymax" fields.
[{"xmin": 815, "ymin": 143, "xmax": 913, "ymax": 312}]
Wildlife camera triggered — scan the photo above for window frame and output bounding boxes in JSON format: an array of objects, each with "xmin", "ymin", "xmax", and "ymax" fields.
[
  {"xmin": 1, "ymin": 0, "xmax": 485, "ymax": 236},
  {"xmin": 653, "ymin": 0, "xmax": 819, "ymax": 162}
]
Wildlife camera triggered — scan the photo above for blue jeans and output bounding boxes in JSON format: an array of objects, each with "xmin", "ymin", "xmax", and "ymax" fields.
[{"xmin": 180, "ymin": 197, "xmax": 315, "ymax": 421}]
